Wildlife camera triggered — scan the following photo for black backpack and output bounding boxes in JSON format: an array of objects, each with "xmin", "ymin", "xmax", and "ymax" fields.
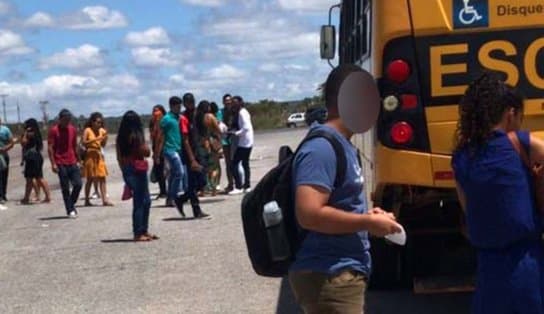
[{"xmin": 241, "ymin": 129, "xmax": 347, "ymax": 277}]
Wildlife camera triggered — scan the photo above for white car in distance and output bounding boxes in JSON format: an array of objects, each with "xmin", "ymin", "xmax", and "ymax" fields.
[{"xmin": 286, "ymin": 112, "xmax": 306, "ymax": 128}]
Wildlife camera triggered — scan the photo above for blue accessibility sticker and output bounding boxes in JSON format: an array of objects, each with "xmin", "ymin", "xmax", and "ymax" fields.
[{"xmin": 453, "ymin": 0, "xmax": 489, "ymax": 29}]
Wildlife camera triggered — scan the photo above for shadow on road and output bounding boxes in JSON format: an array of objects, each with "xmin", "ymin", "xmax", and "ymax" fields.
[
  {"xmin": 101, "ymin": 239, "xmax": 139, "ymax": 243},
  {"xmin": 275, "ymin": 276, "xmax": 301, "ymax": 314},
  {"xmin": 199, "ymin": 198, "xmax": 226, "ymax": 204},
  {"xmin": 39, "ymin": 216, "xmax": 70, "ymax": 220},
  {"xmin": 163, "ymin": 217, "xmax": 196, "ymax": 222}
]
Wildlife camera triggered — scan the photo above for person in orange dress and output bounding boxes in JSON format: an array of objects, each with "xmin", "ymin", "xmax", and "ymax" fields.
[{"xmin": 82, "ymin": 112, "xmax": 112, "ymax": 206}]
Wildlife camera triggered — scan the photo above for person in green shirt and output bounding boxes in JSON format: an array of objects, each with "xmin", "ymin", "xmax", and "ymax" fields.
[{"xmin": 156, "ymin": 96, "xmax": 185, "ymax": 216}]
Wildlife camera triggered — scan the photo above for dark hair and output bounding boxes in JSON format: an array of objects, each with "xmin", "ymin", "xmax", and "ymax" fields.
[
  {"xmin": 85, "ymin": 112, "xmax": 103, "ymax": 129},
  {"xmin": 210, "ymin": 102, "xmax": 219, "ymax": 114},
  {"xmin": 222, "ymin": 94, "xmax": 232, "ymax": 101},
  {"xmin": 153, "ymin": 104, "xmax": 166, "ymax": 115},
  {"xmin": 454, "ymin": 72, "xmax": 524, "ymax": 152},
  {"xmin": 195, "ymin": 100, "xmax": 211, "ymax": 136},
  {"xmin": 117, "ymin": 110, "xmax": 144, "ymax": 159},
  {"xmin": 58, "ymin": 108, "xmax": 72, "ymax": 119},
  {"xmin": 23, "ymin": 118, "xmax": 42, "ymax": 151},
  {"xmin": 233, "ymin": 95, "xmax": 243, "ymax": 105},
  {"xmin": 183, "ymin": 93, "xmax": 195, "ymax": 105},
  {"xmin": 324, "ymin": 64, "xmax": 363, "ymax": 111},
  {"xmin": 169, "ymin": 96, "xmax": 182, "ymax": 108}
]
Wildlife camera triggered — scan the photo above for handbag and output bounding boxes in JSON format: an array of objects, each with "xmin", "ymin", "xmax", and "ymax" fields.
[
  {"xmin": 507, "ymin": 132, "xmax": 544, "ymax": 215},
  {"xmin": 132, "ymin": 159, "xmax": 149, "ymax": 174}
]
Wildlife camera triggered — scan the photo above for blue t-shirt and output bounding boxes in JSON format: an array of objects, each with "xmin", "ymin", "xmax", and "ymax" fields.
[
  {"xmin": 160, "ymin": 112, "xmax": 182, "ymax": 154},
  {"xmin": 0, "ymin": 125, "xmax": 12, "ymax": 149},
  {"xmin": 452, "ymin": 130, "xmax": 543, "ymax": 249},
  {"xmin": 290, "ymin": 124, "xmax": 371, "ymax": 276}
]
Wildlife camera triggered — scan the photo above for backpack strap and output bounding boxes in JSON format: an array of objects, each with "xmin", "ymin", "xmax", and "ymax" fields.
[{"xmin": 294, "ymin": 129, "xmax": 347, "ymax": 188}]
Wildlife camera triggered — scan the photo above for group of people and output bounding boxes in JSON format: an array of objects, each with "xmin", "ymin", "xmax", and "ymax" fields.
[{"xmin": 0, "ymin": 92, "xmax": 255, "ymax": 243}]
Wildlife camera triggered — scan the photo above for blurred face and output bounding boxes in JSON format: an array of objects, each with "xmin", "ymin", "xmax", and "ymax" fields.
[
  {"xmin": 184, "ymin": 101, "xmax": 195, "ymax": 113},
  {"xmin": 59, "ymin": 115, "xmax": 71, "ymax": 127},
  {"xmin": 171, "ymin": 103, "xmax": 181, "ymax": 114},
  {"xmin": 223, "ymin": 96, "xmax": 233, "ymax": 109},
  {"xmin": 93, "ymin": 117, "xmax": 103, "ymax": 129}
]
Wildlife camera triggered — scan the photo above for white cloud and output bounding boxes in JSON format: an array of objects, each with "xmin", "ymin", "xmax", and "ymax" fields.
[
  {"xmin": 0, "ymin": 1, "xmax": 12, "ymax": 15},
  {"xmin": 23, "ymin": 12, "xmax": 55, "ymax": 28},
  {"xmin": 206, "ymin": 64, "xmax": 246, "ymax": 80},
  {"xmin": 0, "ymin": 30, "xmax": 32, "ymax": 56},
  {"xmin": 39, "ymin": 44, "xmax": 105, "ymax": 70},
  {"xmin": 124, "ymin": 27, "xmax": 171, "ymax": 46},
  {"xmin": 62, "ymin": 6, "xmax": 128, "ymax": 30},
  {"xmin": 277, "ymin": 0, "xmax": 338, "ymax": 12},
  {"xmin": 131, "ymin": 47, "xmax": 178, "ymax": 67},
  {"xmin": 181, "ymin": 0, "xmax": 226, "ymax": 7}
]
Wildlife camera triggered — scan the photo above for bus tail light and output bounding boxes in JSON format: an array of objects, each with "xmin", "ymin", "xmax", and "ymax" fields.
[
  {"xmin": 401, "ymin": 94, "xmax": 418, "ymax": 109},
  {"xmin": 386, "ymin": 60, "xmax": 410, "ymax": 84},
  {"xmin": 391, "ymin": 122, "xmax": 414, "ymax": 144}
]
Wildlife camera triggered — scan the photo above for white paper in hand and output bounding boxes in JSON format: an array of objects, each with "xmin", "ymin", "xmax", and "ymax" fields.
[{"xmin": 384, "ymin": 225, "xmax": 406, "ymax": 246}]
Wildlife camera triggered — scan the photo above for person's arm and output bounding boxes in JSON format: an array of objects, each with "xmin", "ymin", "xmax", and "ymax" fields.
[
  {"xmin": 1, "ymin": 129, "xmax": 15, "ymax": 153},
  {"xmin": 234, "ymin": 110, "xmax": 250, "ymax": 136},
  {"xmin": 101, "ymin": 128, "xmax": 108, "ymax": 147},
  {"xmin": 205, "ymin": 114, "xmax": 222, "ymax": 139},
  {"xmin": 455, "ymin": 182, "xmax": 467, "ymax": 213},
  {"xmin": 296, "ymin": 185, "xmax": 401, "ymax": 236},
  {"xmin": 183, "ymin": 136, "xmax": 201, "ymax": 171},
  {"xmin": 529, "ymin": 134, "xmax": 544, "ymax": 164},
  {"xmin": 47, "ymin": 129, "xmax": 58, "ymax": 173},
  {"xmin": 154, "ymin": 130, "xmax": 164, "ymax": 164}
]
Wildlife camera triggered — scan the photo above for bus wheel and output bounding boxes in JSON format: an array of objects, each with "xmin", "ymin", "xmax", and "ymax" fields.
[{"xmin": 369, "ymin": 237, "xmax": 409, "ymax": 289}]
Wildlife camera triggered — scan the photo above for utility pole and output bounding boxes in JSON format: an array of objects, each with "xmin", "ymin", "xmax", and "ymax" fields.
[
  {"xmin": 16, "ymin": 99, "xmax": 20, "ymax": 124},
  {"xmin": 0, "ymin": 94, "xmax": 8, "ymax": 123},
  {"xmin": 39, "ymin": 100, "xmax": 49, "ymax": 131}
]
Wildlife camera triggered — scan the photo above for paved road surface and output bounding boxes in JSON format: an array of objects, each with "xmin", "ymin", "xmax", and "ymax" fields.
[{"xmin": 0, "ymin": 127, "xmax": 471, "ymax": 313}]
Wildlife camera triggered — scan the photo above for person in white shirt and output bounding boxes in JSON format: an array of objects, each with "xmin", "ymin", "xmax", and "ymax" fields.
[{"xmin": 228, "ymin": 96, "xmax": 254, "ymax": 195}]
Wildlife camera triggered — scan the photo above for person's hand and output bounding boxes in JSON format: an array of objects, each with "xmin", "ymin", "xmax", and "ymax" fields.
[
  {"xmin": 51, "ymin": 164, "xmax": 58, "ymax": 173},
  {"xmin": 366, "ymin": 214, "xmax": 403, "ymax": 237},
  {"xmin": 190, "ymin": 160, "xmax": 203, "ymax": 171},
  {"xmin": 368, "ymin": 207, "xmax": 396, "ymax": 221}
]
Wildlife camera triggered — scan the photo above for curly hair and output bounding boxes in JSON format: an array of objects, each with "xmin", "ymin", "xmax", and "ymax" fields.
[{"xmin": 454, "ymin": 72, "xmax": 524, "ymax": 152}]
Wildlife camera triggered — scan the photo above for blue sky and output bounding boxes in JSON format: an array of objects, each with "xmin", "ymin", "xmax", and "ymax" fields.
[{"xmin": 0, "ymin": 0, "xmax": 339, "ymax": 121}]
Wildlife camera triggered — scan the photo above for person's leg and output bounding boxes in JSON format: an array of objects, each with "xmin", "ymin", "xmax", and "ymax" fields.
[
  {"xmin": 68, "ymin": 165, "xmax": 82, "ymax": 211},
  {"xmin": 222, "ymin": 144, "xmax": 233, "ymax": 191},
  {"xmin": 21, "ymin": 178, "xmax": 32, "ymax": 203},
  {"xmin": 2, "ymin": 154, "xmax": 9, "ymax": 201},
  {"xmin": 289, "ymin": 271, "xmax": 367, "ymax": 314},
  {"xmin": 84, "ymin": 178, "xmax": 93, "ymax": 205},
  {"xmin": 37, "ymin": 178, "xmax": 51, "ymax": 202},
  {"xmin": 164, "ymin": 151, "xmax": 184, "ymax": 216},
  {"xmin": 99, "ymin": 177, "xmax": 112, "ymax": 205},
  {"xmin": 123, "ymin": 167, "xmax": 147, "ymax": 239},
  {"xmin": 240, "ymin": 147, "xmax": 252, "ymax": 189},
  {"xmin": 57, "ymin": 166, "xmax": 73, "ymax": 214},
  {"xmin": 231, "ymin": 148, "xmax": 243, "ymax": 190},
  {"xmin": 156, "ymin": 157, "xmax": 167, "ymax": 197}
]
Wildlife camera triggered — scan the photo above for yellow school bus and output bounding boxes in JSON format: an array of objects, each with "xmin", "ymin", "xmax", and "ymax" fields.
[{"xmin": 321, "ymin": 0, "xmax": 544, "ymax": 291}]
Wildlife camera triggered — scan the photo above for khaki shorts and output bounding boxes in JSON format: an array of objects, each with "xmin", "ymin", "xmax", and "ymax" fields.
[{"xmin": 289, "ymin": 270, "xmax": 368, "ymax": 314}]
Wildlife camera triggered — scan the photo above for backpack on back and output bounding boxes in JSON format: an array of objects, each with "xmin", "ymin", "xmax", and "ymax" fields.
[{"xmin": 241, "ymin": 129, "xmax": 347, "ymax": 277}]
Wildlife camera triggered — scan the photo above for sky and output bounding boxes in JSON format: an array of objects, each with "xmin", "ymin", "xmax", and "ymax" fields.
[{"xmin": 0, "ymin": 0, "xmax": 339, "ymax": 122}]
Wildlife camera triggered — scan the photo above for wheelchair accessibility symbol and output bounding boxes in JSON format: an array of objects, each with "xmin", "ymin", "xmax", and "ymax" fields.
[{"xmin": 453, "ymin": 0, "xmax": 488, "ymax": 29}]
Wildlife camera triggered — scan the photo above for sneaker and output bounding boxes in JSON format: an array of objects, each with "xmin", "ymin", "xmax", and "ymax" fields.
[
  {"xmin": 228, "ymin": 188, "xmax": 243, "ymax": 195},
  {"xmin": 68, "ymin": 210, "xmax": 78, "ymax": 219},
  {"xmin": 91, "ymin": 192, "xmax": 100, "ymax": 199},
  {"xmin": 174, "ymin": 198, "xmax": 185, "ymax": 218},
  {"xmin": 0, "ymin": 204, "xmax": 7, "ymax": 211},
  {"xmin": 243, "ymin": 187, "xmax": 252, "ymax": 193},
  {"xmin": 195, "ymin": 211, "xmax": 212, "ymax": 220}
]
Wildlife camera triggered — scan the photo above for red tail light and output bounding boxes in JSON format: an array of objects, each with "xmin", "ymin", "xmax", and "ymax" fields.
[
  {"xmin": 386, "ymin": 60, "xmax": 410, "ymax": 84},
  {"xmin": 391, "ymin": 122, "xmax": 414, "ymax": 144},
  {"xmin": 401, "ymin": 94, "xmax": 418, "ymax": 109}
]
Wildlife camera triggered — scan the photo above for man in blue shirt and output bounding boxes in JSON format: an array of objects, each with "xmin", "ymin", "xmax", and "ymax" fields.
[
  {"xmin": 289, "ymin": 65, "xmax": 402, "ymax": 313},
  {"xmin": 0, "ymin": 118, "xmax": 14, "ymax": 204}
]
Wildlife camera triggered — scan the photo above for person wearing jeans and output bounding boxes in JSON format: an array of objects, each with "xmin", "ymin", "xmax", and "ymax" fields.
[
  {"xmin": 0, "ymin": 118, "xmax": 14, "ymax": 204},
  {"xmin": 47, "ymin": 109, "xmax": 82, "ymax": 218},
  {"xmin": 229, "ymin": 96, "xmax": 254, "ymax": 195},
  {"xmin": 163, "ymin": 150, "xmax": 185, "ymax": 207},
  {"xmin": 117, "ymin": 110, "xmax": 157, "ymax": 242}
]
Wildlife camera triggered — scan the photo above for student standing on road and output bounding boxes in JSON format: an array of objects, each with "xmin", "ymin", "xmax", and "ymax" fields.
[
  {"xmin": 288, "ymin": 65, "xmax": 402, "ymax": 314},
  {"xmin": 207, "ymin": 102, "xmax": 223, "ymax": 195},
  {"xmin": 48, "ymin": 109, "xmax": 82, "ymax": 218},
  {"xmin": 452, "ymin": 73, "xmax": 544, "ymax": 314},
  {"xmin": 221, "ymin": 94, "xmax": 235, "ymax": 193},
  {"xmin": 150, "ymin": 104, "xmax": 168, "ymax": 199},
  {"xmin": 180, "ymin": 93, "xmax": 210, "ymax": 219},
  {"xmin": 20, "ymin": 118, "xmax": 51, "ymax": 204},
  {"xmin": 0, "ymin": 117, "xmax": 14, "ymax": 204},
  {"xmin": 82, "ymin": 112, "xmax": 113, "ymax": 207},
  {"xmin": 157, "ymin": 96, "xmax": 186, "ymax": 215},
  {"xmin": 228, "ymin": 96, "xmax": 254, "ymax": 195},
  {"xmin": 116, "ymin": 110, "xmax": 158, "ymax": 242}
]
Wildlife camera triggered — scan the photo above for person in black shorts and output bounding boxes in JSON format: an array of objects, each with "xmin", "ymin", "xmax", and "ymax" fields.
[{"xmin": 20, "ymin": 118, "xmax": 51, "ymax": 204}]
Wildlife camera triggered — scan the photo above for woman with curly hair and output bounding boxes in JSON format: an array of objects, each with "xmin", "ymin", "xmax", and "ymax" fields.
[
  {"xmin": 452, "ymin": 72, "xmax": 544, "ymax": 314},
  {"xmin": 116, "ymin": 110, "xmax": 157, "ymax": 242},
  {"xmin": 82, "ymin": 112, "xmax": 112, "ymax": 206}
]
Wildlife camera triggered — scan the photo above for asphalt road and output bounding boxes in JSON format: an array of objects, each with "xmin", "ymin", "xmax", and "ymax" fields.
[{"xmin": 0, "ymin": 127, "xmax": 471, "ymax": 313}]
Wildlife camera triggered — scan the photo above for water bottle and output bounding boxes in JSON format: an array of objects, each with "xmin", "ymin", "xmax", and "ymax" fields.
[{"xmin": 263, "ymin": 201, "xmax": 291, "ymax": 261}]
